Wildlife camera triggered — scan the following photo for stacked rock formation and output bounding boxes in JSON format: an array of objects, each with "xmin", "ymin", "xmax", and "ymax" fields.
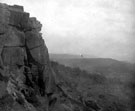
[{"xmin": 0, "ymin": 3, "xmax": 57, "ymax": 111}]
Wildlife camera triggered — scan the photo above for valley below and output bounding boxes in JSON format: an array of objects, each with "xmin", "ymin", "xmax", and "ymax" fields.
[{"xmin": 50, "ymin": 53, "xmax": 135, "ymax": 111}]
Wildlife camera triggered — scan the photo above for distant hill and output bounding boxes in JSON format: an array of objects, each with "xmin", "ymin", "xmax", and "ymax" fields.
[
  {"xmin": 49, "ymin": 54, "xmax": 133, "ymax": 72},
  {"xmin": 51, "ymin": 60, "xmax": 134, "ymax": 111},
  {"xmin": 49, "ymin": 53, "xmax": 134, "ymax": 80},
  {"xmin": 50, "ymin": 54, "xmax": 135, "ymax": 111},
  {"xmin": 49, "ymin": 53, "xmax": 98, "ymax": 59}
]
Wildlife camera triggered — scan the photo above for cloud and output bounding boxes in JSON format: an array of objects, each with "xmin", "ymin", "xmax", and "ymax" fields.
[{"xmin": 0, "ymin": 0, "xmax": 135, "ymax": 62}]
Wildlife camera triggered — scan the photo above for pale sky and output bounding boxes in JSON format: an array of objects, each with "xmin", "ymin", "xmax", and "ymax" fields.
[{"xmin": 0, "ymin": 0, "xmax": 135, "ymax": 62}]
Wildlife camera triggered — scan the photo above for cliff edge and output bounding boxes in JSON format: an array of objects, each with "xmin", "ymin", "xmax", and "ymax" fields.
[{"xmin": 0, "ymin": 3, "xmax": 58, "ymax": 111}]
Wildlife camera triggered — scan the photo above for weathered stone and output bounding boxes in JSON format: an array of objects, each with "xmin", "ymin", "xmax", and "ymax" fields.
[
  {"xmin": 27, "ymin": 17, "xmax": 42, "ymax": 31},
  {"xmin": 43, "ymin": 68, "xmax": 57, "ymax": 94},
  {"xmin": 0, "ymin": 3, "xmax": 57, "ymax": 111},
  {"xmin": 29, "ymin": 44, "xmax": 49, "ymax": 65},
  {"xmin": 0, "ymin": 3, "xmax": 29, "ymax": 30},
  {"xmin": 0, "ymin": 23, "xmax": 8, "ymax": 34},
  {"xmin": 0, "ymin": 81, "xmax": 7, "ymax": 98},
  {"xmin": 9, "ymin": 5, "xmax": 24, "ymax": 12},
  {"xmin": 5, "ymin": 27, "xmax": 25, "ymax": 46},
  {"xmin": 25, "ymin": 31, "xmax": 43, "ymax": 49},
  {"xmin": 0, "ymin": 4, "xmax": 10, "ymax": 24},
  {"xmin": 1, "ymin": 47, "xmax": 25, "ymax": 66},
  {"xmin": 9, "ymin": 10, "xmax": 29, "ymax": 29},
  {"xmin": 0, "ymin": 28, "xmax": 25, "ymax": 48}
]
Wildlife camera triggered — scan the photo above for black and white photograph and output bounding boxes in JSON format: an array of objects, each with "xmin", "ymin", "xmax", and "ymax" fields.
[{"xmin": 0, "ymin": 0, "xmax": 134, "ymax": 111}]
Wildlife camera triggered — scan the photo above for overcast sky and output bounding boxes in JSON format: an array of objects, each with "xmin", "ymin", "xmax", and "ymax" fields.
[{"xmin": 1, "ymin": 0, "xmax": 135, "ymax": 62}]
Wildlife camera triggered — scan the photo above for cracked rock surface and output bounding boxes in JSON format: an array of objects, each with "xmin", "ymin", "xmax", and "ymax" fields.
[{"xmin": 0, "ymin": 3, "xmax": 58, "ymax": 111}]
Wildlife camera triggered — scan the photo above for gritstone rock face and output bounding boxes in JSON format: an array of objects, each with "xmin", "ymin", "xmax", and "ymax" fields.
[{"xmin": 0, "ymin": 3, "xmax": 57, "ymax": 111}]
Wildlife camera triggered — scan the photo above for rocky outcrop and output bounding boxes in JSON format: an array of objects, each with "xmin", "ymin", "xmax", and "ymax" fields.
[
  {"xmin": 0, "ymin": 3, "xmax": 101, "ymax": 111},
  {"xmin": 0, "ymin": 3, "xmax": 57, "ymax": 111}
]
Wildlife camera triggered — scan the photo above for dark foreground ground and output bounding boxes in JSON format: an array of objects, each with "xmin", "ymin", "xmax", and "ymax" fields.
[{"xmin": 50, "ymin": 54, "xmax": 135, "ymax": 111}]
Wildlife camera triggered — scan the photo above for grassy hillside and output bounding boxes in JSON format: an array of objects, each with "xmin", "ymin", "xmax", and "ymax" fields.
[
  {"xmin": 50, "ymin": 54, "xmax": 134, "ymax": 81},
  {"xmin": 50, "ymin": 54, "xmax": 135, "ymax": 111},
  {"xmin": 51, "ymin": 61, "xmax": 135, "ymax": 111}
]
